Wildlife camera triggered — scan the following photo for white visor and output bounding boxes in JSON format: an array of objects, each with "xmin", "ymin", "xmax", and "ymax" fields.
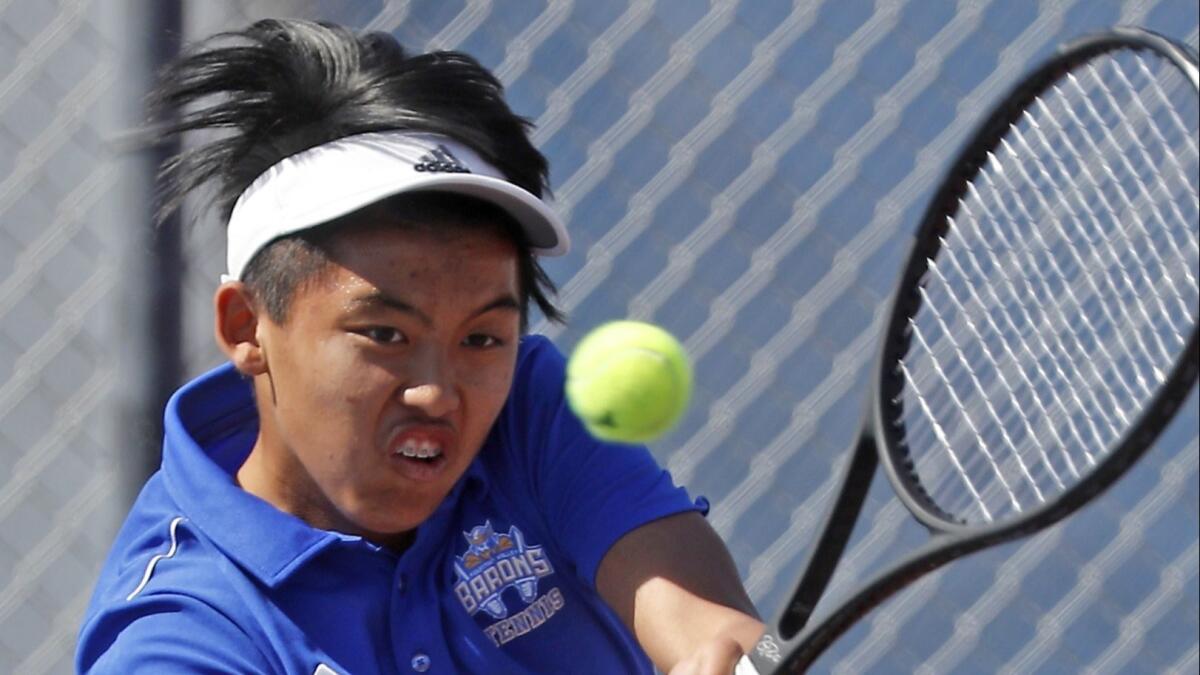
[{"xmin": 224, "ymin": 130, "xmax": 569, "ymax": 281}]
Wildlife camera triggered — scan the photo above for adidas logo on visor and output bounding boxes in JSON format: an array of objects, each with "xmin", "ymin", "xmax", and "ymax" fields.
[{"xmin": 414, "ymin": 144, "xmax": 470, "ymax": 173}]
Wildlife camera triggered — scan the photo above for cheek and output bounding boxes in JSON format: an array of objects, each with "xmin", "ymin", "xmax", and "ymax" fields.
[
  {"xmin": 275, "ymin": 338, "xmax": 386, "ymax": 432},
  {"xmin": 461, "ymin": 355, "xmax": 517, "ymax": 421}
]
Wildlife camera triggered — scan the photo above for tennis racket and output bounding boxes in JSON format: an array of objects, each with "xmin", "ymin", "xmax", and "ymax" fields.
[{"xmin": 737, "ymin": 26, "xmax": 1199, "ymax": 674}]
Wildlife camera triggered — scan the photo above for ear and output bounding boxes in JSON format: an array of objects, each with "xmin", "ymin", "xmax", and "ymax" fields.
[{"xmin": 214, "ymin": 282, "xmax": 269, "ymax": 376}]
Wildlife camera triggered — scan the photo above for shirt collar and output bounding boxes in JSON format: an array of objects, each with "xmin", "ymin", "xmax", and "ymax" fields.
[{"xmin": 160, "ymin": 362, "xmax": 490, "ymax": 586}]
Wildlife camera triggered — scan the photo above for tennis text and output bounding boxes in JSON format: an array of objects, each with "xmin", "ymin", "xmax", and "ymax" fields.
[{"xmin": 483, "ymin": 588, "xmax": 565, "ymax": 646}]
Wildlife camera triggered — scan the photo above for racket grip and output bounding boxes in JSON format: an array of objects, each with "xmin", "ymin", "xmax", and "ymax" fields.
[
  {"xmin": 741, "ymin": 631, "xmax": 788, "ymax": 673},
  {"xmin": 735, "ymin": 654, "xmax": 762, "ymax": 674}
]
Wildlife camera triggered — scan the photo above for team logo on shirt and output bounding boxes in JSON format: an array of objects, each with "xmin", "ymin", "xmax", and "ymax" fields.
[{"xmin": 452, "ymin": 521, "xmax": 554, "ymax": 619}]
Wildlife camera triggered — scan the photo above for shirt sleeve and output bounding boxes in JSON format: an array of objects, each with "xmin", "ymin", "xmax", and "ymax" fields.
[
  {"xmin": 503, "ymin": 335, "xmax": 705, "ymax": 588},
  {"xmin": 77, "ymin": 593, "xmax": 273, "ymax": 674}
]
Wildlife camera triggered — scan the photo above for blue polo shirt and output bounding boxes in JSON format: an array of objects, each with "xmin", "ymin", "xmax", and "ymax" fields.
[{"xmin": 77, "ymin": 335, "xmax": 704, "ymax": 674}]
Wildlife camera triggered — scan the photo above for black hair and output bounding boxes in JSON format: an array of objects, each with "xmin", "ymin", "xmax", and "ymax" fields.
[{"xmin": 150, "ymin": 18, "xmax": 564, "ymax": 325}]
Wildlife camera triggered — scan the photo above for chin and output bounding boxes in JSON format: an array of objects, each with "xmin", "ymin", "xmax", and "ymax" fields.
[
  {"xmin": 345, "ymin": 474, "xmax": 458, "ymax": 536},
  {"xmin": 355, "ymin": 502, "xmax": 437, "ymax": 537}
]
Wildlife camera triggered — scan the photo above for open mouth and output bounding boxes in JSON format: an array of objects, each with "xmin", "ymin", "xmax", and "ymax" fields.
[
  {"xmin": 389, "ymin": 436, "xmax": 450, "ymax": 480},
  {"xmin": 395, "ymin": 437, "xmax": 442, "ymax": 461}
]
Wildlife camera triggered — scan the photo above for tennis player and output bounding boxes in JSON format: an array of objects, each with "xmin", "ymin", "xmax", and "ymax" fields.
[{"xmin": 76, "ymin": 19, "xmax": 762, "ymax": 674}]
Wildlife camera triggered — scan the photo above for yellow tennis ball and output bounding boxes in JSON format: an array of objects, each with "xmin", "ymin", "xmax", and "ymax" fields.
[{"xmin": 565, "ymin": 320, "xmax": 693, "ymax": 444}]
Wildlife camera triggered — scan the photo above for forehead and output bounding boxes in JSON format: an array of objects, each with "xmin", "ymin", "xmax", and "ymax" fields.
[{"xmin": 320, "ymin": 221, "xmax": 520, "ymax": 295}]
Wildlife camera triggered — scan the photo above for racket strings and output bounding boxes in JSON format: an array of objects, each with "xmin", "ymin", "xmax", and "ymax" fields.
[
  {"xmin": 900, "ymin": 46, "xmax": 1200, "ymax": 525},
  {"xmin": 1084, "ymin": 58, "xmax": 1198, "ymax": 272},
  {"xmin": 1067, "ymin": 64, "xmax": 1197, "ymax": 338},
  {"xmin": 1090, "ymin": 56, "xmax": 1200, "ymax": 239},
  {"xmin": 1046, "ymin": 54, "xmax": 1198, "ymax": 376},
  {"xmin": 1002, "ymin": 125, "xmax": 1166, "ymax": 402},
  {"xmin": 967, "ymin": 85, "xmax": 1180, "ymax": 484},
  {"xmin": 1023, "ymin": 91, "xmax": 1172, "ymax": 353},
  {"xmin": 926, "ymin": 254, "xmax": 1073, "ymax": 491},
  {"xmin": 902, "ymin": 310, "xmax": 1025, "ymax": 517},
  {"xmin": 966, "ymin": 166, "xmax": 1127, "ymax": 464},
  {"xmin": 908, "ymin": 210, "xmax": 1096, "ymax": 516},
  {"xmin": 934, "ymin": 229, "xmax": 1087, "ymax": 483},
  {"xmin": 956, "ymin": 182, "xmax": 1119, "ymax": 459},
  {"xmin": 1030, "ymin": 95, "xmax": 1195, "ymax": 355},
  {"xmin": 1103, "ymin": 57, "xmax": 1200, "ymax": 258},
  {"xmin": 965, "ymin": 160, "xmax": 1131, "ymax": 441},
  {"xmin": 989, "ymin": 139, "xmax": 1150, "ymax": 415}
]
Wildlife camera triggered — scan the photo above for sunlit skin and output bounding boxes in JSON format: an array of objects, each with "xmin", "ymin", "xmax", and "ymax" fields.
[{"xmin": 215, "ymin": 222, "xmax": 521, "ymax": 550}]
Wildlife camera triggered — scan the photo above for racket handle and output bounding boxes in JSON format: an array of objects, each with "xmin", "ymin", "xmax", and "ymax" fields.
[
  {"xmin": 742, "ymin": 631, "xmax": 789, "ymax": 673},
  {"xmin": 735, "ymin": 654, "xmax": 762, "ymax": 674}
]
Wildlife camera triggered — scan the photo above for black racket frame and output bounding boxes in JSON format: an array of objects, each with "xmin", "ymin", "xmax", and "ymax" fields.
[{"xmin": 748, "ymin": 26, "xmax": 1200, "ymax": 673}]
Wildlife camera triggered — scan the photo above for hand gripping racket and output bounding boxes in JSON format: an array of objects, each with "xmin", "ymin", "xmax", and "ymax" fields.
[{"xmin": 738, "ymin": 26, "xmax": 1199, "ymax": 674}]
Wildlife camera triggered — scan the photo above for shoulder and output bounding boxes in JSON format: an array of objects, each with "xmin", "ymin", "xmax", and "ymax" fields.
[
  {"xmin": 79, "ymin": 504, "xmax": 269, "ymax": 672},
  {"xmin": 77, "ymin": 588, "xmax": 271, "ymax": 673},
  {"xmin": 90, "ymin": 492, "xmax": 232, "ymax": 610}
]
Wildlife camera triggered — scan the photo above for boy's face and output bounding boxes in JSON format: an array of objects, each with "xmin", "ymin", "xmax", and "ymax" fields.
[{"xmin": 242, "ymin": 221, "xmax": 521, "ymax": 545}]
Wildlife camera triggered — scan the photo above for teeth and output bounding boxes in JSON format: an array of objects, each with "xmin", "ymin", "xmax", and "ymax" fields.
[{"xmin": 396, "ymin": 438, "xmax": 442, "ymax": 459}]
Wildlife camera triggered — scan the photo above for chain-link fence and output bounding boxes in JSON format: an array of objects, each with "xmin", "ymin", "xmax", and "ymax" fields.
[
  {"xmin": 1, "ymin": 1, "xmax": 127, "ymax": 672},
  {"xmin": 2, "ymin": 1, "xmax": 1197, "ymax": 673}
]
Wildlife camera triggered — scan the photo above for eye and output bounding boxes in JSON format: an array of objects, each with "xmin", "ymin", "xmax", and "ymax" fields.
[
  {"xmin": 462, "ymin": 333, "xmax": 503, "ymax": 349},
  {"xmin": 361, "ymin": 327, "xmax": 406, "ymax": 345}
]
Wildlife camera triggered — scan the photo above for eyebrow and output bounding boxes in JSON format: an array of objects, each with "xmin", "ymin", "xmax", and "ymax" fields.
[{"xmin": 349, "ymin": 290, "xmax": 520, "ymax": 326}]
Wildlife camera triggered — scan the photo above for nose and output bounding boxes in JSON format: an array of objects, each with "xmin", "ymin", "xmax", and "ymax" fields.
[
  {"xmin": 401, "ymin": 383, "xmax": 459, "ymax": 417},
  {"xmin": 399, "ymin": 349, "xmax": 461, "ymax": 418}
]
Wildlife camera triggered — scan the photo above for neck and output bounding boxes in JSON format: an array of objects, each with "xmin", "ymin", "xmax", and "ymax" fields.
[{"xmin": 236, "ymin": 435, "xmax": 417, "ymax": 553}]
